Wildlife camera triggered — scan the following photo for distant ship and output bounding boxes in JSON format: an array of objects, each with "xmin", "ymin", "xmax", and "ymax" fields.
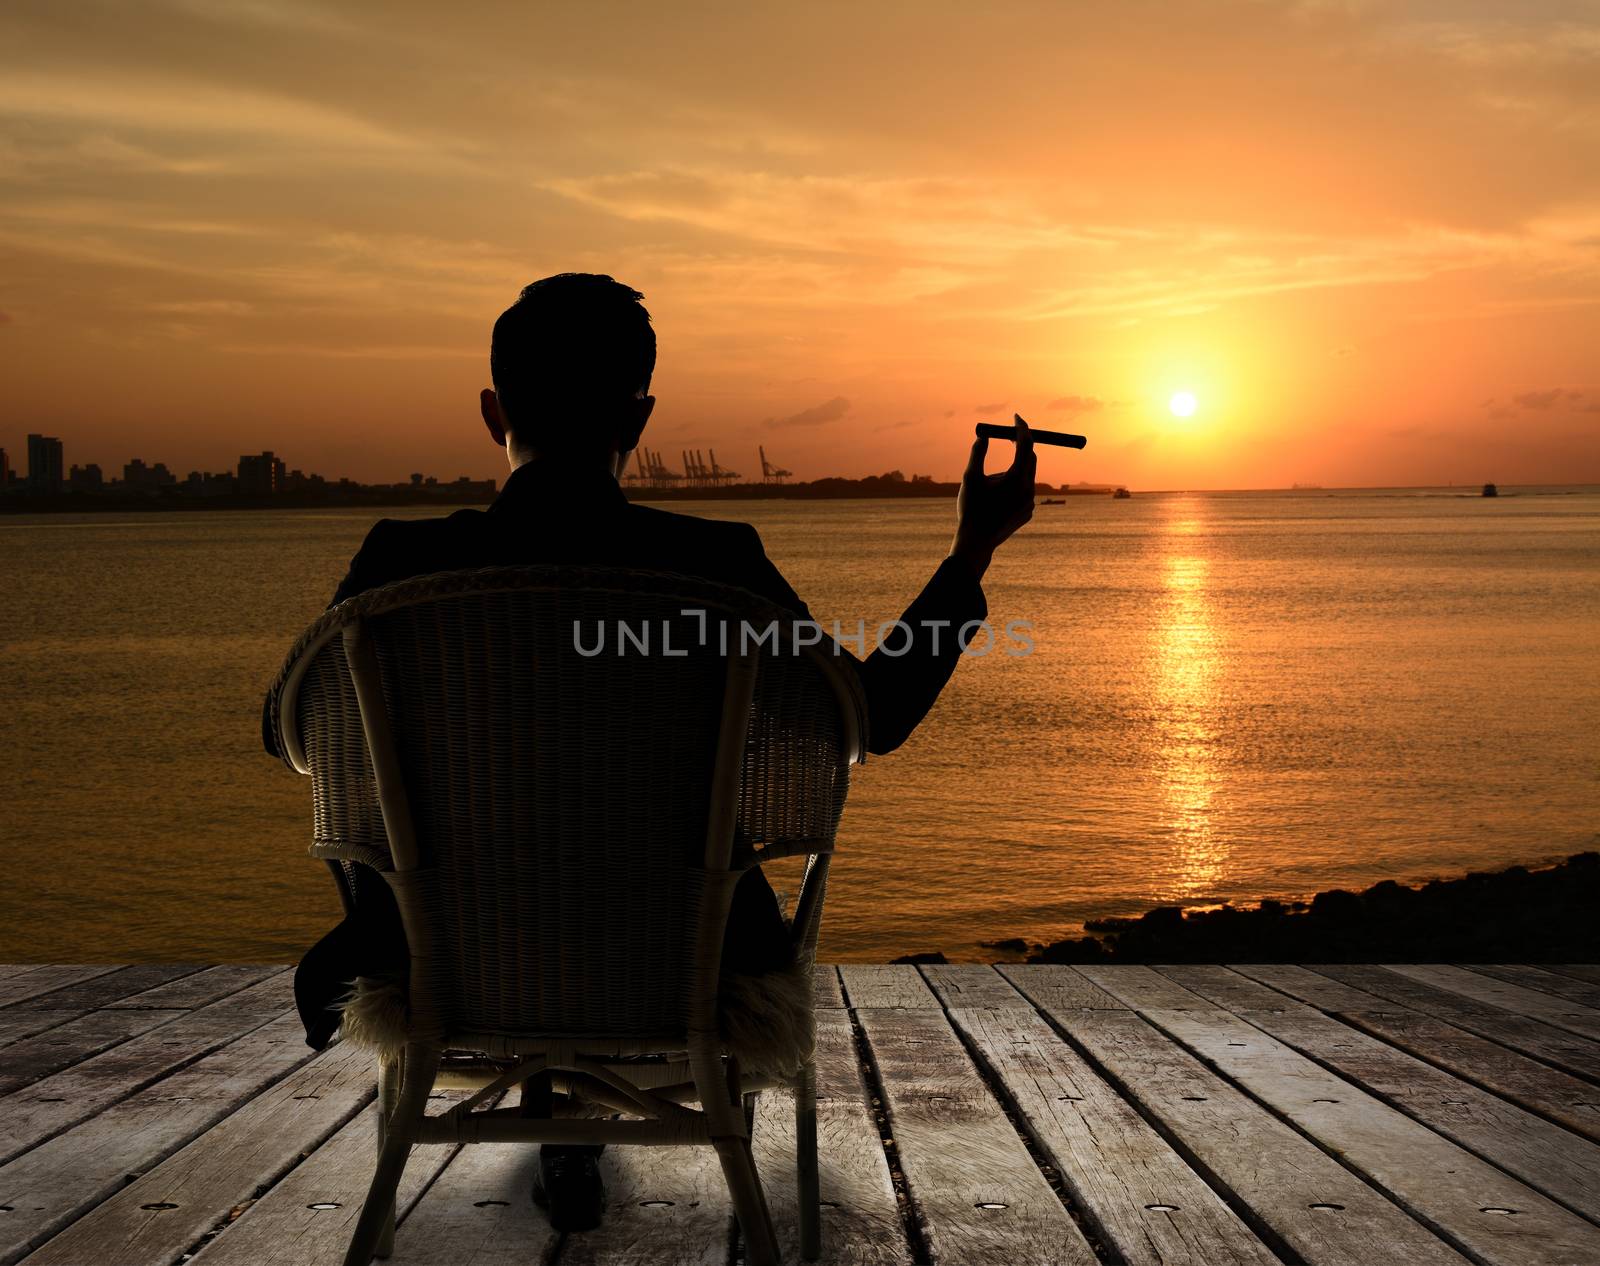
[
  {"xmin": 1482, "ymin": 482, "xmax": 1498, "ymax": 497},
  {"xmin": 1041, "ymin": 497, "xmax": 1065, "ymax": 505},
  {"xmin": 1291, "ymin": 482, "xmax": 1323, "ymax": 490},
  {"xmin": 1112, "ymin": 486, "xmax": 1132, "ymax": 499}
]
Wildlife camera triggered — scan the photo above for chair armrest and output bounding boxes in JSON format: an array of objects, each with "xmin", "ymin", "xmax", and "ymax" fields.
[
  {"xmin": 742, "ymin": 837, "xmax": 837, "ymax": 869},
  {"xmin": 310, "ymin": 841, "xmax": 394, "ymax": 872}
]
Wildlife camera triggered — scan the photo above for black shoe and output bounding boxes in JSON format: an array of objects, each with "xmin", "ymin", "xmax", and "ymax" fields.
[{"xmin": 531, "ymin": 1147, "xmax": 606, "ymax": 1232}]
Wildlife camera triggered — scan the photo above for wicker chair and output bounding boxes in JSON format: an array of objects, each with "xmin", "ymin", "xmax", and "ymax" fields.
[{"xmin": 269, "ymin": 565, "xmax": 865, "ymax": 1266}]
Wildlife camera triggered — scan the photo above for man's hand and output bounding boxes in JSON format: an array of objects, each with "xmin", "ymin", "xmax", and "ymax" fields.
[{"xmin": 949, "ymin": 413, "xmax": 1036, "ymax": 582}]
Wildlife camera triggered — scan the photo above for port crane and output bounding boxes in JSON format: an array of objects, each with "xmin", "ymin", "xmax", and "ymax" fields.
[
  {"xmin": 624, "ymin": 448, "xmax": 682, "ymax": 488},
  {"xmin": 758, "ymin": 446, "xmax": 791, "ymax": 484}
]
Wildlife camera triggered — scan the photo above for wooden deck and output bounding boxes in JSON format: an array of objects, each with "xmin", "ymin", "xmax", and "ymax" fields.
[{"xmin": 2, "ymin": 964, "xmax": 1600, "ymax": 1265}]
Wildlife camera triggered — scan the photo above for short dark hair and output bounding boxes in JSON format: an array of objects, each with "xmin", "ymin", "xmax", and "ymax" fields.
[{"xmin": 490, "ymin": 273, "xmax": 656, "ymax": 439}]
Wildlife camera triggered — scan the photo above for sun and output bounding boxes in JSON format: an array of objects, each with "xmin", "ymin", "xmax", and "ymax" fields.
[{"xmin": 1169, "ymin": 391, "xmax": 1198, "ymax": 418}]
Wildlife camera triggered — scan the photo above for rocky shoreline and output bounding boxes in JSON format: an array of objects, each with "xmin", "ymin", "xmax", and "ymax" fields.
[{"xmin": 892, "ymin": 852, "xmax": 1600, "ymax": 965}]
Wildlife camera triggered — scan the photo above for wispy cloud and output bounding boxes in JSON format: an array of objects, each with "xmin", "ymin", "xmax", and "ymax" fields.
[{"xmin": 766, "ymin": 396, "xmax": 850, "ymax": 428}]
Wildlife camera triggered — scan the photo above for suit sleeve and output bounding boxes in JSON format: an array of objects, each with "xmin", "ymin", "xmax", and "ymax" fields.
[
  {"xmin": 261, "ymin": 521, "xmax": 394, "ymax": 759},
  {"xmin": 733, "ymin": 525, "xmax": 987, "ymax": 755}
]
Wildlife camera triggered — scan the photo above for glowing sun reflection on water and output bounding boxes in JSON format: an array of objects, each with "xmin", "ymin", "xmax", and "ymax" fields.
[{"xmin": 1154, "ymin": 509, "xmax": 1227, "ymax": 900}]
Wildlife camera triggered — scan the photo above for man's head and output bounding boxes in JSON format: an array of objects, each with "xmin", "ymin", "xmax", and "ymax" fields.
[{"xmin": 481, "ymin": 273, "xmax": 656, "ymax": 470}]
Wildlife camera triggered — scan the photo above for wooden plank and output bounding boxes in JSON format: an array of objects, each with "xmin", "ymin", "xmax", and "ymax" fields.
[
  {"xmin": 1464, "ymin": 964, "xmax": 1600, "ymax": 1010},
  {"xmin": 1043, "ymin": 1007, "xmax": 1468, "ymax": 1265},
  {"xmin": 949, "ymin": 1005, "xmax": 1277, "ymax": 1265},
  {"xmin": 1387, "ymin": 965, "xmax": 1600, "ymax": 1043},
  {"xmin": 107, "ymin": 964, "xmax": 284, "ymax": 1010},
  {"xmin": 0, "ymin": 973, "xmax": 295, "ymax": 1164},
  {"xmin": 0, "ymin": 1012, "xmax": 317, "ymax": 1265},
  {"xmin": 1146, "ymin": 1005, "xmax": 1600, "ymax": 1266},
  {"xmin": 20, "ymin": 1039, "xmax": 374, "ymax": 1266},
  {"xmin": 1159, "ymin": 967, "xmax": 1600, "ymax": 1223},
  {"xmin": 1308, "ymin": 964, "xmax": 1600, "ymax": 1082},
  {"xmin": 1153, "ymin": 965, "xmax": 1318, "ymax": 1015},
  {"xmin": 1230, "ymin": 964, "xmax": 1390, "ymax": 1013},
  {"xmin": 1234, "ymin": 966, "xmax": 1600, "ymax": 1142},
  {"xmin": 920, "ymin": 966, "xmax": 1033, "ymax": 1009},
  {"xmin": 997, "ymin": 965, "xmax": 1129, "ymax": 1012},
  {"xmin": 839, "ymin": 966, "xmax": 937, "ymax": 1010},
  {"xmin": 1076, "ymin": 965, "xmax": 1220, "ymax": 1011},
  {"xmin": 0, "ymin": 967, "xmax": 124, "ymax": 1010},
  {"xmin": 384, "ymin": 1139, "xmax": 557, "ymax": 1265},
  {"xmin": 4, "ymin": 965, "xmax": 204, "ymax": 1012},
  {"xmin": 854, "ymin": 1005, "xmax": 1096, "ymax": 1265},
  {"xmin": 0, "ymin": 1008, "xmax": 186, "ymax": 1096},
  {"xmin": 754, "ymin": 1009, "xmax": 910, "ymax": 1265},
  {"xmin": 0, "ymin": 1013, "xmax": 78, "ymax": 1051},
  {"xmin": 1547, "ymin": 964, "xmax": 1600, "ymax": 985},
  {"xmin": 185, "ymin": 1091, "xmax": 471, "ymax": 1265},
  {"xmin": 815, "ymin": 964, "xmax": 847, "ymax": 1010},
  {"xmin": 0, "ymin": 966, "xmax": 279, "ymax": 1056},
  {"xmin": 558, "ymin": 1131, "xmax": 730, "ymax": 1266}
]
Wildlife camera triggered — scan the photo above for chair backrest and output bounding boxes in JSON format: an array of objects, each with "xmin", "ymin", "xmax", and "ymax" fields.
[{"xmin": 272, "ymin": 566, "xmax": 865, "ymax": 1044}]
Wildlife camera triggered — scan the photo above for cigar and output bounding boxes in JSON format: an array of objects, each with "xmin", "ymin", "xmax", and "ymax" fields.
[{"xmin": 976, "ymin": 415, "xmax": 1086, "ymax": 449}]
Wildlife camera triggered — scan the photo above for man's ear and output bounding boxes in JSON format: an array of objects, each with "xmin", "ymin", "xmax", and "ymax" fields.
[
  {"xmin": 617, "ymin": 394, "xmax": 655, "ymax": 452},
  {"xmin": 480, "ymin": 388, "xmax": 508, "ymax": 447}
]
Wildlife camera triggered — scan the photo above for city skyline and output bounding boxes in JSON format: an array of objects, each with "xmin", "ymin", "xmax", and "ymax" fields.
[{"xmin": 1, "ymin": 432, "xmax": 498, "ymax": 498}]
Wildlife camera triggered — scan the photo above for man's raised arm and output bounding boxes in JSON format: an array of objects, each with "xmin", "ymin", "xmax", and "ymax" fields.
[{"xmin": 740, "ymin": 419, "xmax": 1036, "ymax": 754}]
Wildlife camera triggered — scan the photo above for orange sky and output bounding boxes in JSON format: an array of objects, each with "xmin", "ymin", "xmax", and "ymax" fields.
[{"xmin": 2, "ymin": 1, "xmax": 1597, "ymax": 489}]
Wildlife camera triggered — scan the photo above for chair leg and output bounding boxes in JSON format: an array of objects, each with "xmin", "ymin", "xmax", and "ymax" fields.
[
  {"xmin": 343, "ymin": 1044, "xmax": 438, "ymax": 1266},
  {"xmin": 796, "ymin": 1062, "xmax": 821, "ymax": 1261},
  {"xmin": 714, "ymin": 1133, "xmax": 782, "ymax": 1266},
  {"xmin": 374, "ymin": 1052, "xmax": 402, "ymax": 1258}
]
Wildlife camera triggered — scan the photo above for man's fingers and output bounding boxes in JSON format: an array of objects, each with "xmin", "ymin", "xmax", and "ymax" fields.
[
  {"xmin": 1009, "ymin": 413, "xmax": 1035, "ymax": 475},
  {"xmin": 965, "ymin": 434, "xmax": 989, "ymax": 480}
]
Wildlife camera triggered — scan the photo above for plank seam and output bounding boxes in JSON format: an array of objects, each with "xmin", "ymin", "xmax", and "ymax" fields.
[
  {"xmin": 29, "ymin": 965, "xmax": 211, "ymax": 1012},
  {"xmin": 1541, "ymin": 966, "xmax": 1600, "ymax": 986},
  {"xmin": 109, "ymin": 966, "xmax": 291, "ymax": 1011},
  {"xmin": 924, "ymin": 1005, "xmax": 1119, "ymax": 1264},
  {"xmin": 839, "ymin": 996, "xmax": 933, "ymax": 1265},
  {"xmin": 1452, "ymin": 964, "xmax": 1600, "ymax": 1015},
  {"xmin": 0, "ymin": 967, "xmax": 126, "ymax": 1011}
]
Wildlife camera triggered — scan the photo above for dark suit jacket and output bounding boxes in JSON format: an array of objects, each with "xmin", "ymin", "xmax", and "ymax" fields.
[{"xmin": 268, "ymin": 458, "xmax": 986, "ymax": 1046}]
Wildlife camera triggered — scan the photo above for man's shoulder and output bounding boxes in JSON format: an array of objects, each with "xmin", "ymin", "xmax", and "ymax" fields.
[
  {"xmin": 624, "ymin": 502, "xmax": 760, "ymax": 546},
  {"xmin": 358, "ymin": 507, "xmax": 490, "ymax": 552},
  {"xmin": 338, "ymin": 509, "xmax": 492, "ymax": 601},
  {"xmin": 364, "ymin": 506, "xmax": 489, "ymax": 538}
]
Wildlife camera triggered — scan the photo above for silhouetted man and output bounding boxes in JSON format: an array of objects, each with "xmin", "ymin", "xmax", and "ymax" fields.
[{"xmin": 266, "ymin": 273, "xmax": 1035, "ymax": 1229}]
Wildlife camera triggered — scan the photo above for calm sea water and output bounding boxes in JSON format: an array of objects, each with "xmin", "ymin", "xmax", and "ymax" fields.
[{"xmin": 2, "ymin": 488, "xmax": 1597, "ymax": 962}]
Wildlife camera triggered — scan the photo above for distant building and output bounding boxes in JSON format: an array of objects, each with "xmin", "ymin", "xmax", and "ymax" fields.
[
  {"xmin": 70, "ymin": 463, "xmax": 105, "ymax": 491},
  {"xmin": 282, "ymin": 468, "xmax": 326, "ymax": 494},
  {"xmin": 27, "ymin": 434, "xmax": 65, "ymax": 493},
  {"xmin": 122, "ymin": 458, "xmax": 177, "ymax": 492},
  {"xmin": 183, "ymin": 470, "xmax": 238, "ymax": 497},
  {"xmin": 237, "ymin": 451, "xmax": 286, "ymax": 496},
  {"xmin": 0, "ymin": 447, "xmax": 10, "ymax": 488}
]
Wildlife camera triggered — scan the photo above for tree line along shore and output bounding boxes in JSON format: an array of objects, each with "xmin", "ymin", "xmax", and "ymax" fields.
[{"xmin": 892, "ymin": 852, "xmax": 1600, "ymax": 965}]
